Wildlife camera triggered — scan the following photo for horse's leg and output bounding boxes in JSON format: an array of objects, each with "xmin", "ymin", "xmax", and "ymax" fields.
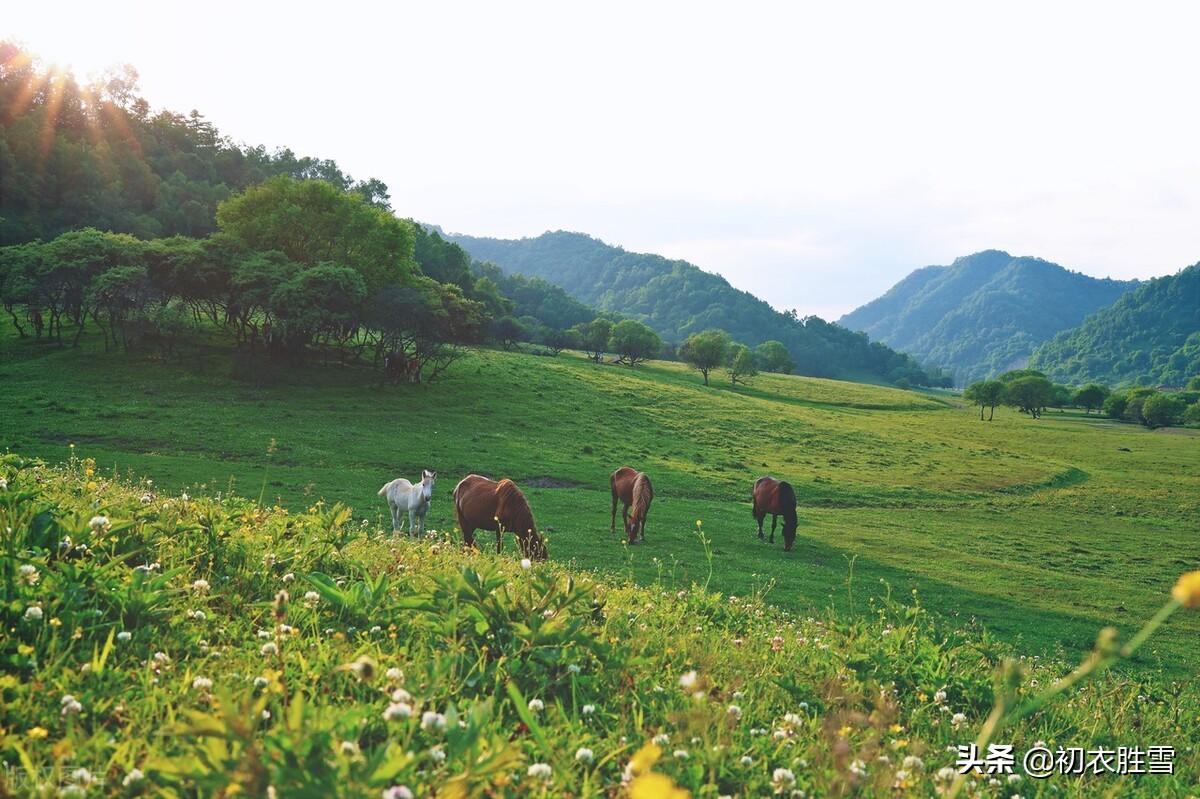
[
  {"xmin": 756, "ymin": 513, "xmax": 764, "ymax": 540},
  {"xmin": 622, "ymin": 503, "xmax": 630, "ymax": 536},
  {"xmin": 610, "ymin": 490, "xmax": 617, "ymax": 533},
  {"xmin": 408, "ymin": 508, "xmax": 417, "ymax": 538},
  {"xmin": 389, "ymin": 502, "xmax": 400, "ymax": 534},
  {"xmin": 640, "ymin": 515, "xmax": 646, "ymax": 541},
  {"xmin": 770, "ymin": 515, "xmax": 777, "ymax": 544},
  {"xmin": 495, "ymin": 529, "xmax": 503, "ymax": 554}
]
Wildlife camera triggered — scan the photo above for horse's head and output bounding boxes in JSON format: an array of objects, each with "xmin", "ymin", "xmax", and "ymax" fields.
[
  {"xmin": 421, "ymin": 469, "xmax": 437, "ymax": 501},
  {"xmin": 625, "ymin": 515, "xmax": 639, "ymax": 542}
]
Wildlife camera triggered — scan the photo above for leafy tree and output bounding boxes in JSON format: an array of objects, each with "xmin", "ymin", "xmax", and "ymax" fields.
[
  {"xmin": 87, "ymin": 266, "xmax": 154, "ymax": 349},
  {"xmin": 1185, "ymin": 401, "xmax": 1200, "ymax": 425},
  {"xmin": 1188, "ymin": 376, "xmax": 1200, "ymax": 391},
  {"xmin": 571, "ymin": 317, "xmax": 613, "ymax": 363},
  {"xmin": 1049, "ymin": 384, "xmax": 1073, "ymax": 412},
  {"xmin": 963, "ymin": 379, "xmax": 1005, "ymax": 421},
  {"xmin": 1140, "ymin": 393, "xmax": 1185, "ymax": 428},
  {"xmin": 270, "ymin": 264, "xmax": 367, "ymax": 353},
  {"xmin": 728, "ymin": 343, "xmax": 758, "ymax": 386},
  {"xmin": 1122, "ymin": 387, "xmax": 1159, "ymax": 425},
  {"xmin": 608, "ymin": 319, "xmax": 660, "ymax": 366},
  {"xmin": 1073, "ymin": 383, "xmax": 1108, "ymax": 414},
  {"xmin": 1003, "ymin": 375, "xmax": 1054, "ymax": 418},
  {"xmin": 680, "ymin": 329, "xmax": 730, "ymax": 385},
  {"xmin": 1103, "ymin": 392, "xmax": 1128, "ymax": 419},
  {"xmin": 489, "ymin": 316, "xmax": 525, "ymax": 350},
  {"xmin": 216, "ymin": 176, "xmax": 416, "ymax": 293},
  {"xmin": 755, "ymin": 340, "xmax": 794, "ymax": 374}
]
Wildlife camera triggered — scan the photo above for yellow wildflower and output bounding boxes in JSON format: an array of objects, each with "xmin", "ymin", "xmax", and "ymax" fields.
[
  {"xmin": 630, "ymin": 773, "xmax": 690, "ymax": 799},
  {"xmin": 628, "ymin": 742, "xmax": 662, "ymax": 776},
  {"xmin": 28, "ymin": 726, "xmax": 49, "ymax": 739},
  {"xmin": 1172, "ymin": 571, "xmax": 1200, "ymax": 608}
]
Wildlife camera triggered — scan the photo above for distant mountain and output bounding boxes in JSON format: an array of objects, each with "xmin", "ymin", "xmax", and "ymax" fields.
[
  {"xmin": 838, "ymin": 250, "xmax": 1137, "ymax": 385},
  {"xmin": 448, "ymin": 230, "xmax": 947, "ymax": 384},
  {"xmin": 1030, "ymin": 263, "xmax": 1200, "ymax": 387}
]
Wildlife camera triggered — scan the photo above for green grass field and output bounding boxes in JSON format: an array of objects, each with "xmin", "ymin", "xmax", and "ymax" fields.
[{"xmin": 2, "ymin": 329, "xmax": 1198, "ymax": 675}]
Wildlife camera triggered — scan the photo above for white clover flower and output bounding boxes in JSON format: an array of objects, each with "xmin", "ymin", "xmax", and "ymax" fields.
[
  {"xmin": 383, "ymin": 702, "xmax": 412, "ymax": 721},
  {"xmin": 732, "ymin": 690, "xmax": 745, "ymax": 700},
  {"xmin": 673, "ymin": 749, "xmax": 689, "ymax": 760},
  {"xmin": 254, "ymin": 676, "xmax": 269, "ymax": 689},
  {"xmin": 191, "ymin": 579, "xmax": 210, "ymax": 594},
  {"xmin": 421, "ymin": 711, "xmax": 446, "ymax": 731},
  {"xmin": 527, "ymin": 762, "xmax": 552, "ymax": 780},
  {"xmin": 527, "ymin": 698, "xmax": 545, "ymax": 713},
  {"xmin": 382, "ymin": 787, "xmax": 414, "ymax": 799},
  {"xmin": 903, "ymin": 755, "xmax": 924, "ymax": 771},
  {"xmin": 581, "ymin": 704, "xmax": 596, "ymax": 716},
  {"xmin": 24, "ymin": 605, "xmax": 43, "ymax": 622},
  {"xmin": 261, "ymin": 642, "xmax": 279, "ymax": 656},
  {"xmin": 849, "ymin": 759, "xmax": 868, "ymax": 778},
  {"xmin": 117, "ymin": 631, "xmax": 132, "ymax": 642},
  {"xmin": 282, "ymin": 573, "xmax": 295, "ymax": 583},
  {"xmin": 0, "ymin": 476, "xmax": 7, "ymax": 490},
  {"xmin": 61, "ymin": 695, "xmax": 83, "ymax": 716},
  {"xmin": 936, "ymin": 766, "xmax": 957, "ymax": 781},
  {"xmin": 951, "ymin": 712, "xmax": 967, "ymax": 729},
  {"xmin": 71, "ymin": 768, "xmax": 95, "ymax": 786},
  {"xmin": 568, "ymin": 664, "xmax": 582, "ymax": 674},
  {"xmin": 740, "ymin": 755, "xmax": 753, "ymax": 766},
  {"xmin": 340, "ymin": 740, "xmax": 361, "ymax": 756},
  {"xmin": 520, "ymin": 558, "xmax": 532, "ymax": 570},
  {"xmin": 679, "ymin": 670, "xmax": 698, "ymax": 690},
  {"xmin": 153, "ymin": 651, "xmax": 170, "ymax": 663},
  {"xmin": 772, "ymin": 767, "xmax": 796, "ymax": 792},
  {"xmin": 180, "ymin": 493, "xmax": 189, "ymax": 502},
  {"xmin": 429, "ymin": 746, "xmax": 446, "ymax": 763},
  {"xmin": 652, "ymin": 733, "xmax": 669, "ymax": 746},
  {"xmin": 574, "ymin": 746, "xmax": 594, "ymax": 764},
  {"xmin": 187, "ymin": 609, "xmax": 206, "ymax": 621},
  {"xmin": 1008, "ymin": 773, "xmax": 1023, "ymax": 784},
  {"xmin": 304, "ymin": 590, "xmax": 321, "ymax": 608},
  {"xmin": 140, "ymin": 493, "xmax": 153, "ymax": 505},
  {"xmin": 727, "ymin": 704, "xmax": 742, "ymax": 719},
  {"xmin": 192, "ymin": 676, "xmax": 213, "ymax": 691},
  {"xmin": 18, "ymin": 564, "xmax": 39, "ymax": 585},
  {"xmin": 122, "ymin": 769, "xmax": 144, "ymax": 787},
  {"xmin": 933, "ymin": 688, "xmax": 947, "ymax": 704},
  {"xmin": 386, "ymin": 667, "xmax": 404, "ymax": 682},
  {"xmin": 88, "ymin": 515, "xmax": 110, "ymax": 531}
]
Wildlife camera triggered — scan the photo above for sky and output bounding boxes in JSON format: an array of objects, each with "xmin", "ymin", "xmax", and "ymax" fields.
[{"xmin": 7, "ymin": 1, "xmax": 1200, "ymax": 319}]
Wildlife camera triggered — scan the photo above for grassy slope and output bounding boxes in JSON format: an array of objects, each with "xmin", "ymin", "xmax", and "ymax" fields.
[{"xmin": 1, "ymin": 330, "xmax": 1198, "ymax": 675}]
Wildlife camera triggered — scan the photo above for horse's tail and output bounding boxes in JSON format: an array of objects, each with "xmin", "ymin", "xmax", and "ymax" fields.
[{"xmin": 378, "ymin": 479, "xmax": 395, "ymax": 498}]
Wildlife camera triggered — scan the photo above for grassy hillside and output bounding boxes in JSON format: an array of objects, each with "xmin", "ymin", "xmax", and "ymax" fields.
[
  {"xmin": 1031, "ymin": 263, "xmax": 1200, "ymax": 387},
  {"xmin": 2, "ymin": 329, "xmax": 1198, "ymax": 679},
  {"xmin": 449, "ymin": 230, "xmax": 945, "ymax": 385},
  {"xmin": 838, "ymin": 251, "xmax": 1137, "ymax": 385},
  {"xmin": 3, "ymin": 463, "xmax": 1199, "ymax": 798}
]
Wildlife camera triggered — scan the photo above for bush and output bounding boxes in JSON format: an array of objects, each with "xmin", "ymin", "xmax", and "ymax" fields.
[{"xmin": 1141, "ymin": 393, "xmax": 1186, "ymax": 428}]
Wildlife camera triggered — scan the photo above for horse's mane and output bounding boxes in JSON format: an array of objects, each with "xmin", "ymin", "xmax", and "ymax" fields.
[
  {"xmin": 631, "ymin": 472, "xmax": 653, "ymax": 519},
  {"xmin": 496, "ymin": 479, "xmax": 537, "ymax": 534},
  {"xmin": 777, "ymin": 480, "xmax": 798, "ymax": 528}
]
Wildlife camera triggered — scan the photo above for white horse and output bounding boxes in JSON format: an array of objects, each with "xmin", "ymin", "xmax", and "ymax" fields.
[{"xmin": 378, "ymin": 469, "xmax": 437, "ymax": 536}]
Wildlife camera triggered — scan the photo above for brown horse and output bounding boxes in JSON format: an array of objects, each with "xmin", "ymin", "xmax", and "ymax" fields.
[
  {"xmin": 752, "ymin": 476, "xmax": 798, "ymax": 551},
  {"xmin": 625, "ymin": 471, "xmax": 654, "ymax": 543},
  {"xmin": 610, "ymin": 466, "xmax": 638, "ymax": 534},
  {"xmin": 453, "ymin": 474, "xmax": 548, "ymax": 560}
]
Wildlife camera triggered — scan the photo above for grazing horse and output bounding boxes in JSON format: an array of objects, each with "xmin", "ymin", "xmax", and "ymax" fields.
[
  {"xmin": 610, "ymin": 466, "xmax": 640, "ymax": 534},
  {"xmin": 625, "ymin": 471, "xmax": 654, "ymax": 543},
  {"xmin": 752, "ymin": 476, "xmax": 798, "ymax": 551},
  {"xmin": 379, "ymin": 469, "xmax": 437, "ymax": 536},
  {"xmin": 383, "ymin": 350, "xmax": 419, "ymax": 384},
  {"xmin": 453, "ymin": 474, "xmax": 548, "ymax": 560}
]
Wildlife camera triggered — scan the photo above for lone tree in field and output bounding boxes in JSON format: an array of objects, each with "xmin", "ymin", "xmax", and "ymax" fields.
[
  {"xmin": 728, "ymin": 343, "xmax": 758, "ymax": 386},
  {"xmin": 680, "ymin": 329, "xmax": 730, "ymax": 385},
  {"xmin": 755, "ymin": 340, "xmax": 795, "ymax": 374},
  {"xmin": 608, "ymin": 319, "xmax": 661, "ymax": 366},
  {"xmin": 1002, "ymin": 374, "xmax": 1055, "ymax": 418},
  {"xmin": 1073, "ymin": 383, "xmax": 1109, "ymax": 414},
  {"xmin": 963, "ymin": 379, "xmax": 1005, "ymax": 420}
]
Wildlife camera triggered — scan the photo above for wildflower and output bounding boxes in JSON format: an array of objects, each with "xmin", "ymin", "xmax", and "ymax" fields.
[
  {"xmin": 421, "ymin": 711, "xmax": 447, "ymax": 731},
  {"xmin": 849, "ymin": 759, "xmax": 867, "ymax": 778},
  {"xmin": 28, "ymin": 726, "xmax": 49, "ymax": 739},
  {"xmin": 653, "ymin": 733, "xmax": 670, "ymax": 746},
  {"xmin": 386, "ymin": 666, "xmax": 403, "ymax": 682},
  {"xmin": 771, "ymin": 767, "xmax": 796, "ymax": 793},
  {"xmin": 933, "ymin": 688, "xmax": 947, "ymax": 704},
  {"xmin": 261, "ymin": 641, "xmax": 279, "ymax": 656},
  {"xmin": 282, "ymin": 572, "xmax": 295, "ymax": 583},
  {"xmin": 340, "ymin": 740, "xmax": 361, "ymax": 756},
  {"xmin": 383, "ymin": 702, "xmax": 412, "ymax": 721},
  {"xmin": 629, "ymin": 772, "xmax": 688, "ymax": 799},
  {"xmin": 527, "ymin": 762, "xmax": 553, "ymax": 780},
  {"xmin": 191, "ymin": 578, "xmax": 210, "ymax": 594},
  {"xmin": 582, "ymin": 704, "xmax": 596, "ymax": 715},
  {"xmin": 382, "ymin": 787, "xmax": 414, "ymax": 799},
  {"xmin": 1173, "ymin": 571, "xmax": 1200, "ymax": 608},
  {"xmin": 678, "ymin": 670, "xmax": 698, "ymax": 690},
  {"xmin": 673, "ymin": 749, "xmax": 689, "ymax": 759},
  {"xmin": 187, "ymin": 609, "xmax": 206, "ymax": 621},
  {"xmin": 429, "ymin": 746, "xmax": 446, "ymax": 763},
  {"xmin": 153, "ymin": 651, "xmax": 170, "ymax": 663},
  {"xmin": 122, "ymin": 769, "xmax": 144, "ymax": 787},
  {"xmin": 520, "ymin": 558, "xmax": 532, "ymax": 570},
  {"xmin": 24, "ymin": 605, "xmax": 43, "ymax": 622},
  {"xmin": 568, "ymin": 663, "xmax": 582, "ymax": 674},
  {"xmin": 936, "ymin": 766, "xmax": 956, "ymax": 781},
  {"xmin": 391, "ymin": 687, "xmax": 412, "ymax": 703},
  {"xmin": 254, "ymin": 676, "xmax": 270, "ymax": 689},
  {"xmin": 951, "ymin": 712, "xmax": 967, "ymax": 729},
  {"xmin": 771, "ymin": 635, "xmax": 785, "ymax": 651},
  {"xmin": 140, "ymin": 493, "xmax": 153, "ymax": 504},
  {"xmin": 0, "ymin": 476, "xmax": 7, "ymax": 490},
  {"xmin": 71, "ymin": 768, "xmax": 95, "ymax": 786},
  {"xmin": 727, "ymin": 704, "xmax": 742, "ymax": 719},
  {"xmin": 18, "ymin": 564, "xmax": 39, "ymax": 585},
  {"xmin": 740, "ymin": 755, "xmax": 753, "ymax": 766},
  {"xmin": 88, "ymin": 515, "xmax": 110, "ymax": 532},
  {"xmin": 903, "ymin": 755, "xmax": 924, "ymax": 770},
  {"xmin": 115, "ymin": 630, "xmax": 132, "ymax": 643},
  {"xmin": 528, "ymin": 698, "xmax": 545, "ymax": 713},
  {"xmin": 343, "ymin": 655, "xmax": 377, "ymax": 682},
  {"xmin": 575, "ymin": 747, "xmax": 594, "ymax": 764},
  {"xmin": 61, "ymin": 695, "xmax": 83, "ymax": 716},
  {"xmin": 304, "ymin": 590, "xmax": 321, "ymax": 608},
  {"xmin": 192, "ymin": 676, "xmax": 213, "ymax": 691}
]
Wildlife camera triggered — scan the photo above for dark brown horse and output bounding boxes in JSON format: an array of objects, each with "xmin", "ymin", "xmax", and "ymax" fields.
[
  {"xmin": 752, "ymin": 476, "xmax": 798, "ymax": 551},
  {"xmin": 610, "ymin": 466, "xmax": 638, "ymax": 534},
  {"xmin": 453, "ymin": 474, "xmax": 548, "ymax": 560},
  {"xmin": 625, "ymin": 472, "xmax": 654, "ymax": 543}
]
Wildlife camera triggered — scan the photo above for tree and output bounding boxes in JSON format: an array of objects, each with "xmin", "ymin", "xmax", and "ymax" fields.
[
  {"xmin": 570, "ymin": 317, "xmax": 613, "ymax": 363},
  {"xmin": 1049, "ymin": 384, "xmax": 1073, "ymax": 413},
  {"xmin": 680, "ymin": 329, "xmax": 730, "ymax": 385},
  {"xmin": 1140, "ymin": 393, "xmax": 1185, "ymax": 428},
  {"xmin": 269, "ymin": 263, "xmax": 367, "ymax": 354},
  {"xmin": 755, "ymin": 340, "xmax": 794, "ymax": 374},
  {"xmin": 1003, "ymin": 375, "xmax": 1054, "ymax": 418},
  {"xmin": 1103, "ymin": 392, "xmax": 1128, "ymax": 419},
  {"xmin": 1122, "ymin": 387, "xmax": 1159, "ymax": 425},
  {"xmin": 1185, "ymin": 402, "xmax": 1200, "ymax": 425},
  {"xmin": 963, "ymin": 379, "xmax": 1005, "ymax": 421},
  {"xmin": 728, "ymin": 343, "xmax": 758, "ymax": 386},
  {"xmin": 1073, "ymin": 383, "xmax": 1108, "ymax": 414},
  {"xmin": 489, "ymin": 316, "xmax": 525, "ymax": 349},
  {"xmin": 608, "ymin": 319, "xmax": 660, "ymax": 366},
  {"xmin": 1188, "ymin": 376, "xmax": 1200, "ymax": 391},
  {"xmin": 216, "ymin": 176, "xmax": 417, "ymax": 293}
]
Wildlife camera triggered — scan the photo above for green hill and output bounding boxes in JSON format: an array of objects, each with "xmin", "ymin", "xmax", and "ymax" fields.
[
  {"xmin": 1031, "ymin": 263, "xmax": 1200, "ymax": 387},
  {"xmin": 838, "ymin": 251, "xmax": 1137, "ymax": 385},
  {"xmin": 448, "ymin": 230, "xmax": 946, "ymax": 385}
]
